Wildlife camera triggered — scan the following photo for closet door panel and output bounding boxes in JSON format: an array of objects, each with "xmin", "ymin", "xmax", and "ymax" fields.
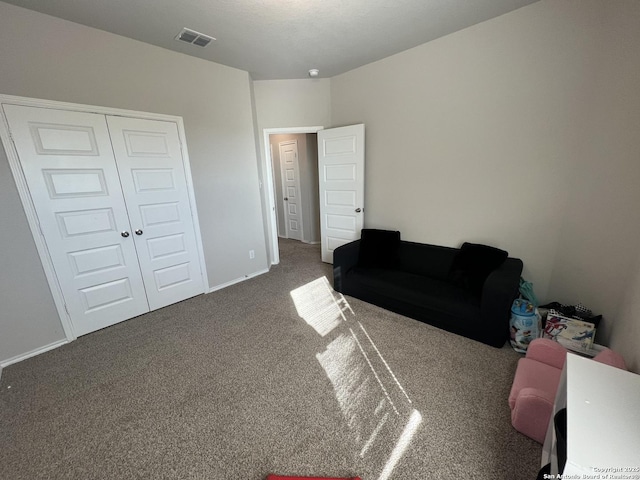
[
  {"xmin": 2, "ymin": 104, "xmax": 150, "ymax": 336},
  {"xmin": 106, "ymin": 116, "xmax": 204, "ymax": 310}
]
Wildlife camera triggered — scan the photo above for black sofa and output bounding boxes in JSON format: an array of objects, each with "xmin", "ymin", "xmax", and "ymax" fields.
[{"xmin": 333, "ymin": 230, "xmax": 523, "ymax": 347}]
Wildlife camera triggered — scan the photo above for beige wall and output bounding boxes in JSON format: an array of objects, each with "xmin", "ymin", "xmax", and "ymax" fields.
[
  {"xmin": 0, "ymin": 147, "xmax": 64, "ymax": 360},
  {"xmin": 330, "ymin": 0, "xmax": 640, "ymax": 370},
  {"xmin": 253, "ymin": 79, "xmax": 332, "ymax": 129},
  {"xmin": 331, "ymin": 0, "xmax": 591, "ymax": 300},
  {"xmin": 611, "ymin": 253, "xmax": 640, "ymax": 374},
  {"xmin": 0, "ymin": 3, "xmax": 268, "ymax": 362},
  {"xmin": 253, "ymin": 79, "xmax": 331, "ymax": 262},
  {"xmin": 546, "ymin": 0, "xmax": 640, "ymax": 357}
]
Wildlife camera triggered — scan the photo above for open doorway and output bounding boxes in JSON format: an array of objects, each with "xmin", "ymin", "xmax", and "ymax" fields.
[
  {"xmin": 262, "ymin": 126, "xmax": 324, "ymax": 264},
  {"xmin": 271, "ymin": 132, "xmax": 320, "ymax": 244}
]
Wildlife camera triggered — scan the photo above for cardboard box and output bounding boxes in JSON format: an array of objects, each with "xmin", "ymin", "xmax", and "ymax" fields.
[{"xmin": 542, "ymin": 312, "xmax": 596, "ymax": 350}]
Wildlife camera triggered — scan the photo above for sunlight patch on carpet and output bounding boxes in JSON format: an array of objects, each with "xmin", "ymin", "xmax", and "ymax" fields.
[
  {"xmin": 289, "ymin": 275, "xmax": 422, "ymax": 480},
  {"xmin": 290, "ymin": 276, "xmax": 352, "ymax": 336},
  {"xmin": 378, "ymin": 409, "xmax": 422, "ymax": 480}
]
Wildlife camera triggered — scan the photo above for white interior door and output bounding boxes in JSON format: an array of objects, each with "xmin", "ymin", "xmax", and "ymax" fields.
[
  {"xmin": 3, "ymin": 104, "xmax": 149, "ymax": 336},
  {"xmin": 318, "ymin": 124, "xmax": 365, "ymax": 263},
  {"xmin": 106, "ymin": 116, "xmax": 204, "ymax": 310},
  {"xmin": 279, "ymin": 140, "xmax": 303, "ymax": 241}
]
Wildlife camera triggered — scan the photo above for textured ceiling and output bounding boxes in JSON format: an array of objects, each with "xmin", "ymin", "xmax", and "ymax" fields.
[{"xmin": 2, "ymin": 0, "xmax": 539, "ymax": 80}]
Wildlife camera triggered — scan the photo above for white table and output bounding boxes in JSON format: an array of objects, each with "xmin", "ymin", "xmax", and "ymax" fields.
[{"xmin": 542, "ymin": 354, "xmax": 640, "ymax": 475}]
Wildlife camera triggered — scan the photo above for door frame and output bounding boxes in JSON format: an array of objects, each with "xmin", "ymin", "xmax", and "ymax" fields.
[
  {"xmin": 262, "ymin": 126, "xmax": 323, "ymax": 265},
  {"xmin": 0, "ymin": 93, "xmax": 209, "ymax": 343},
  {"xmin": 278, "ymin": 139, "xmax": 304, "ymax": 241}
]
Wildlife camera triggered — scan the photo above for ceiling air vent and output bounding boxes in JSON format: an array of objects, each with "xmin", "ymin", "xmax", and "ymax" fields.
[{"xmin": 175, "ymin": 28, "xmax": 215, "ymax": 47}]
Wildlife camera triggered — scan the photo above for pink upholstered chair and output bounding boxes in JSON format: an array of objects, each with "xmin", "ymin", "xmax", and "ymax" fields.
[{"xmin": 508, "ymin": 338, "xmax": 626, "ymax": 444}]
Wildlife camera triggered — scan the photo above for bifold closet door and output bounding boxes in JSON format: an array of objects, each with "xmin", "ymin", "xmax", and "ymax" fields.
[
  {"xmin": 106, "ymin": 116, "xmax": 203, "ymax": 310},
  {"xmin": 3, "ymin": 104, "xmax": 150, "ymax": 336}
]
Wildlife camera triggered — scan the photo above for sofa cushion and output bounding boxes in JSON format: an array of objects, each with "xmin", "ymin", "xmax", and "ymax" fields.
[
  {"xmin": 396, "ymin": 241, "xmax": 457, "ymax": 280},
  {"xmin": 357, "ymin": 229, "xmax": 401, "ymax": 269},
  {"xmin": 448, "ymin": 242, "xmax": 508, "ymax": 294},
  {"xmin": 349, "ymin": 267, "xmax": 481, "ymax": 320}
]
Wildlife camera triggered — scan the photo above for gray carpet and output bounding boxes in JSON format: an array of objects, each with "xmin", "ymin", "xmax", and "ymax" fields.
[{"xmin": 0, "ymin": 239, "xmax": 541, "ymax": 479}]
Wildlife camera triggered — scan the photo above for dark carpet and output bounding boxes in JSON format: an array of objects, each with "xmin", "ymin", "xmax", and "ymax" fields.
[{"xmin": 0, "ymin": 239, "xmax": 540, "ymax": 479}]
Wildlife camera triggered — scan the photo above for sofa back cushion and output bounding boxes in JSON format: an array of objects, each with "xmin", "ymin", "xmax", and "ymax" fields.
[
  {"xmin": 396, "ymin": 241, "xmax": 458, "ymax": 279},
  {"xmin": 448, "ymin": 242, "xmax": 508, "ymax": 294},
  {"xmin": 357, "ymin": 229, "xmax": 401, "ymax": 269},
  {"xmin": 593, "ymin": 349, "xmax": 627, "ymax": 370}
]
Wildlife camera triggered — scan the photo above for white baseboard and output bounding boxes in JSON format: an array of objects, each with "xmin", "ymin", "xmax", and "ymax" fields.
[
  {"xmin": 207, "ymin": 268, "xmax": 270, "ymax": 293},
  {"xmin": 0, "ymin": 338, "xmax": 68, "ymax": 370}
]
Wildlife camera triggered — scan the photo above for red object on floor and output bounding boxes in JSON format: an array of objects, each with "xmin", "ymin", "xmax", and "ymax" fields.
[{"xmin": 266, "ymin": 476, "xmax": 361, "ymax": 480}]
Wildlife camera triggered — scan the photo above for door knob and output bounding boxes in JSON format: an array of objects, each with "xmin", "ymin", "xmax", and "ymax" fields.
[
  {"xmin": 121, "ymin": 231, "xmax": 130, "ymax": 238},
  {"xmin": 355, "ymin": 208, "xmax": 362, "ymax": 213},
  {"xmin": 135, "ymin": 229, "xmax": 143, "ymax": 236},
  {"xmin": 284, "ymin": 197, "xmax": 288, "ymax": 201}
]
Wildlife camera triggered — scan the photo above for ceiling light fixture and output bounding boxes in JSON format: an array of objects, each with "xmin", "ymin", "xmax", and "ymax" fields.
[
  {"xmin": 175, "ymin": 28, "xmax": 215, "ymax": 47},
  {"xmin": 308, "ymin": 69, "xmax": 319, "ymax": 78}
]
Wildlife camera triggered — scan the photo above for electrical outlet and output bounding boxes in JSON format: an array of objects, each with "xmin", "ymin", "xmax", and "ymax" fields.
[{"xmin": 249, "ymin": 250, "xmax": 255, "ymax": 259}]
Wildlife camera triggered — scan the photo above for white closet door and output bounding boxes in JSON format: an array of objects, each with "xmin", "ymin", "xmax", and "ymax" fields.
[
  {"xmin": 106, "ymin": 116, "xmax": 204, "ymax": 310},
  {"xmin": 2, "ymin": 104, "xmax": 149, "ymax": 336}
]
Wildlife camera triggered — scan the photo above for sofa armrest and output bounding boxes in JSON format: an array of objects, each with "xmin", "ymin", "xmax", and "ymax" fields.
[
  {"xmin": 333, "ymin": 239, "xmax": 361, "ymax": 292},
  {"xmin": 594, "ymin": 348, "xmax": 627, "ymax": 370},
  {"xmin": 479, "ymin": 257, "xmax": 523, "ymax": 346},
  {"xmin": 526, "ymin": 338, "xmax": 567, "ymax": 369}
]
